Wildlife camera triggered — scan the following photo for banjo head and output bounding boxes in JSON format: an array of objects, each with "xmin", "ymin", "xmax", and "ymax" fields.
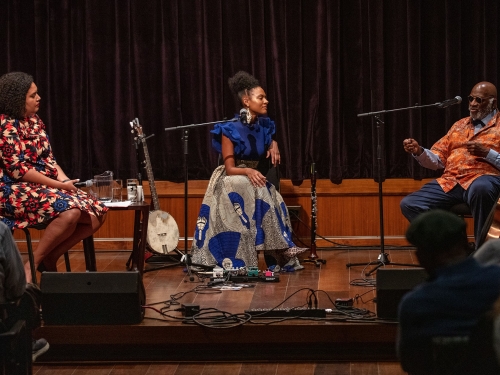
[{"xmin": 147, "ymin": 210, "xmax": 180, "ymax": 254}]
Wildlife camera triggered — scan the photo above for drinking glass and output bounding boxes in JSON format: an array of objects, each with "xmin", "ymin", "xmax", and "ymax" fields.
[{"xmin": 112, "ymin": 179, "xmax": 123, "ymax": 202}]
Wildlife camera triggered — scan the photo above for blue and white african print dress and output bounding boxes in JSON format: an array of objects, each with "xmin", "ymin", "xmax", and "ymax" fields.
[{"xmin": 190, "ymin": 116, "xmax": 305, "ymax": 268}]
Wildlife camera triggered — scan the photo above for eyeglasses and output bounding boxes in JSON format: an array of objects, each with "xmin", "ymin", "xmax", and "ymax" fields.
[{"xmin": 468, "ymin": 95, "xmax": 493, "ymax": 104}]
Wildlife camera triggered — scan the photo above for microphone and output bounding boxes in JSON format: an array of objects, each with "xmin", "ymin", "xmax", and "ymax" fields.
[
  {"xmin": 74, "ymin": 179, "xmax": 93, "ymax": 188},
  {"xmin": 436, "ymin": 96, "xmax": 462, "ymax": 108},
  {"xmin": 239, "ymin": 108, "xmax": 248, "ymax": 123}
]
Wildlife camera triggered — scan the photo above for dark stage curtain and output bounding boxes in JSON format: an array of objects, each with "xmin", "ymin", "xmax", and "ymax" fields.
[{"xmin": 1, "ymin": 0, "xmax": 500, "ymax": 185}]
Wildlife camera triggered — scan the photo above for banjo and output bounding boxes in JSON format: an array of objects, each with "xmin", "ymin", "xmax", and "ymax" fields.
[{"xmin": 130, "ymin": 118, "xmax": 179, "ymax": 254}]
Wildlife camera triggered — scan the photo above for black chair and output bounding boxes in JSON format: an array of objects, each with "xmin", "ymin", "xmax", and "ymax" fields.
[
  {"xmin": 18, "ymin": 223, "xmax": 71, "ymax": 285},
  {"xmin": 218, "ymin": 154, "xmax": 280, "ymax": 191},
  {"xmin": 431, "ymin": 336, "xmax": 472, "ymax": 375},
  {"xmin": 0, "ymin": 303, "xmax": 32, "ymax": 375},
  {"xmin": 257, "ymin": 155, "xmax": 280, "ymax": 191},
  {"xmin": 449, "ymin": 203, "xmax": 483, "ymax": 251},
  {"xmin": 449, "ymin": 202, "xmax": 472, "ymax": 219},
  {"xmin": 450, "ymin": 200, "xmax": 500, "ymax": 251},
  {"xmin": 430, "ymin": 313, "xmax": 500, "ymax": 375}
]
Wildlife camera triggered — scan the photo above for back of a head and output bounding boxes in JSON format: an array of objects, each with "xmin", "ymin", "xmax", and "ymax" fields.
[
  {"xmin": 0, "ymin": 71, "xmax": 33, "ymax": 119},
  {"xmin": 406, "ymin": 209, "xmax": 468, "ymax": 255}
]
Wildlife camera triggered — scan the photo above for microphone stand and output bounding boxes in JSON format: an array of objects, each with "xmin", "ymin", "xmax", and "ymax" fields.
[
  {"xmin": 165, "ymin": 118, "xmax": 238, "ymax": 277},
  {"xmin": 302, "ymin": 163, "xmax": 326, "ymax": 267},
  {"xmin": 345, "ymin": 101, "xmax": 448, "ymax": 275}
]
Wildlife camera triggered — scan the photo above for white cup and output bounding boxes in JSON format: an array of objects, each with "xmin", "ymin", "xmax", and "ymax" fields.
[
  {"xmin": 127, "ymin": 179, "xmax": 138, "ymax": 202},
  {"xmin": 136, "ymin": 185, "xmax": 144, "ymax": 202}
]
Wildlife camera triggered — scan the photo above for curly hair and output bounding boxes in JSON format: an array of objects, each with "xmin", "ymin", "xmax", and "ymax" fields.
[
  {"xmin": 228, "ymin": 71, "xmax": 260, "ymax": 100},
  {"xmin": 0, "ymin": 72, "xmax": 34, "ymax": 119}
]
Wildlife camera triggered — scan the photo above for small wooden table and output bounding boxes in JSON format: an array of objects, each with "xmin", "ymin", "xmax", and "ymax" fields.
[{"xmin": 83, "ymin": 201, "xmax": 150, "ymax": 274}]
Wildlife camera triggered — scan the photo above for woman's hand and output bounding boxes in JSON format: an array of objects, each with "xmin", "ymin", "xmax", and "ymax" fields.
[
  {"xmin": 246, "ymin": 168, "xmax": 267, "ymax": 187},
  {"xmin": 61, "ymin": 179, "xmax": 79, "ymax": 192},
  {"xmin": 267, "ymin": 140, "xmax": 281, "ymax": 166},
  {"xmin": 21, "ymin": 170, "xmax": 77, "ymax": 191}
]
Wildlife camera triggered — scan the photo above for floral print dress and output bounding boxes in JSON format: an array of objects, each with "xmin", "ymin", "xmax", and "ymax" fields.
[{"xmin": 0, "ymin": 114, "xmax": 107, "ymax": 229}]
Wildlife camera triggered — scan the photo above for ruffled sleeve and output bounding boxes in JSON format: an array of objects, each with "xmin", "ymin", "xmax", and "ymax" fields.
[
  {"xmin": 211, "ymin": 116, "xmax": 276, "ymax": 156},
  {"xmin": 211, "ymin": 118, "xmax": 246, "ymax": 155},
  {"xmin": 259, "ymin": 117, "xmax": 276, "ymax": 149}
]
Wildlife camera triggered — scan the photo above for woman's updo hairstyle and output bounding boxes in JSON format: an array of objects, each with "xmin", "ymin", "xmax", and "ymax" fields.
[
  {"xmin": 228, "ymin": 71, "xmax": 260, "ymax": 101},
  {"xmin": 0, "ymin": 72, "xmax": 34, "ymax": 119}
]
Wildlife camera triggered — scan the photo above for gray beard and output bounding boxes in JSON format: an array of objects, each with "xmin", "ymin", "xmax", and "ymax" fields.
[{"xmin": 470, "ymin": 101, "xmax": 494, "ymax": 120}]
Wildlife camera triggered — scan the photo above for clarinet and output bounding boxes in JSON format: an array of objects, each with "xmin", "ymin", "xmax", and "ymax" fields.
[{"xmin": 310, "ymin": 162, "xmax": 318, "ymax": 259}]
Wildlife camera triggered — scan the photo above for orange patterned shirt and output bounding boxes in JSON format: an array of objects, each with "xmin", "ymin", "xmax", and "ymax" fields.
[{"xmin": 431, "ymin": 112, "xmax": 500, "ymax": 192}]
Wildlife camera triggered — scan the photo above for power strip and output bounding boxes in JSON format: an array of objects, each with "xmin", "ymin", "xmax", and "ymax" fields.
[
  {"xmin": 210, "ymin": 275, "xmax": 280, "ymax": 283},
  {"xmin": 245, "ymin": 308, "xmax": 326, "ymax": 318}
]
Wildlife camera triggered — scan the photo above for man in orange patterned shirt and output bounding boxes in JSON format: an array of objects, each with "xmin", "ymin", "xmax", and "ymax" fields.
[{"xmin": 401, "ymin": 82, "xmax": 500, "ymax": 247}]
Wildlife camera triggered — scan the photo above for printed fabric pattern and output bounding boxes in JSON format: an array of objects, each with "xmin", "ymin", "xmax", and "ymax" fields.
[
  {"xmin": 191, "ymin": 118, "xmax": 305, "ymax": 268},
  {"xmin": 431, "ymin": 112, "xmax": 500, "ymax": 192},
  {"xmin": 0, "ymin": 114, "xmax": 108, "ymax": 229}
]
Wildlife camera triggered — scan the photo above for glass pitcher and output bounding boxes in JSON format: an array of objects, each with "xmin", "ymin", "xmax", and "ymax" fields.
[{"xmin": 91, "ymin": 171, "xmax": 113, "ymax": 202}]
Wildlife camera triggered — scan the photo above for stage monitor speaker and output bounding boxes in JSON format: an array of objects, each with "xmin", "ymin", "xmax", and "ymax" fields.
[
  {"xmin": 41, "ymin": 271, "xmax": 145, "ymax": 325},
  {"xmin": 376, "ymin": 268, "xmax": 428, "ymax": 320}
]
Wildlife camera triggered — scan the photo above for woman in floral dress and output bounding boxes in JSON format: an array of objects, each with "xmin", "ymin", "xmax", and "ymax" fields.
[{"xmin": 0, "ymin": 72, "xmax": 108, "ymax": 282}]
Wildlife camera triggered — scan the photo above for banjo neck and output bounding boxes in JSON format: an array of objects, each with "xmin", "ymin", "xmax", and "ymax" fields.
[
  {"xmin": 139, "ymin": 136, "xmax": 160, "ymax": 211},
  {"xmin": 130, "ymin": 118, "xmax": 160, "ymax": 211}
]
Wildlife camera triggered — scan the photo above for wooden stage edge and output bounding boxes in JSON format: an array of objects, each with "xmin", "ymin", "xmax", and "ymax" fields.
[
  {"xmin": 36, "ymin": 322, "xmax": 399, "ymax": 363},
  {"xmin": 33, "ymin": 250, "xmax": 409, "ymax": 363}
]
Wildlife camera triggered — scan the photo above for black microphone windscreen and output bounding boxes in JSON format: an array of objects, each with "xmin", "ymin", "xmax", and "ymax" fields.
[
  {"xmin": 74, "ymin": 180, "xmax": 93, "ymax": 188},
  {"xmin": 239, "ymin": 108, "xmax": 247, "ymax": 123}
]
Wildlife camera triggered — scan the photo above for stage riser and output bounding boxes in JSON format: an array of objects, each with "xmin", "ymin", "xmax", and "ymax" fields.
[
  {"xmin": 36, "ymin": 324, "xmax": 399, "ymax": 362},
  {"xmin": 39, "ymin": 343, "xmax": 397, "ymax": 362}
]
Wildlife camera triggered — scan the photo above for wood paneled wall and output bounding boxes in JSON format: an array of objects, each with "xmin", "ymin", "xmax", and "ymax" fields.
[{"xmin": 13, "ymin": 179, "xmax": 474, "ymax": 250}]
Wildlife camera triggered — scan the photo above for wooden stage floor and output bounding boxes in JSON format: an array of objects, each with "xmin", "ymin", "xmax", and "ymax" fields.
[{"xmin": 32, "ymin": 247, "xmax": 419, "ymax": 368}]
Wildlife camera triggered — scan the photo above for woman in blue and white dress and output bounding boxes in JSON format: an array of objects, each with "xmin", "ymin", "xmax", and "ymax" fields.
[{"xmin": 191, "ymin": 71, "xmax": 306, "ymax": 269}]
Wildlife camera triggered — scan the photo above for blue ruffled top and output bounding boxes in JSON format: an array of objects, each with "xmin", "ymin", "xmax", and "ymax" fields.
[{"xmin": 211, "ymin": 116, "xmax": 276, "ymax": 160}]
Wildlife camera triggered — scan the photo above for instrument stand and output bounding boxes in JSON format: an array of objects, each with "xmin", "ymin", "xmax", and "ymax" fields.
[
  {"xmin": 127, "ymin": 130, "xmax": 183, "ymax": 273},
  {"xmin": 302, "ymin": 248, "xmax": 326, "ymax": 267},
  {"xmin": 144, "ymin": 252, "xmax": 182, "ymax": 272},
  {"xmin": 302, "ymin": 163, "xmax": 326, "ymax": 267},
  {"xmin": 165, "ymin": 118, "xmax": 237, "ymax": 278},
  {"xmin": 345, "ymin": 115, "xmax": 418, "ymax": 276}
]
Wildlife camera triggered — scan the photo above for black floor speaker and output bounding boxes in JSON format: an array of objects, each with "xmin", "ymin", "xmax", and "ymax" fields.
[
  {"xmin": 41, "ymin": 271, "xmax": 145, "ymax": 325},
  {"xmin": 376, "ymin": 268, "xmax": 428, "ymax": 320}
]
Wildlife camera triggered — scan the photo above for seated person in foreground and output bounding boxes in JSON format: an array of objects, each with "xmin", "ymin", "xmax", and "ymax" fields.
[
  {"xmin": 0, "ymin": 221, "xmax": 49, "ymax": 362},
  {"xmin": 398, "ymin": 209, "xmax": 500, "ymax": 374},
  {"xmin": 401, "ymin": 82, "xmax": 500, "ymax": 246},
  {"xmin": 190, "ymin": 71, "xmax": 306, "ymax": 270},
  {"xmin": 0, "ymin": 72, "xmax": 108, "ymax": 282}
]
